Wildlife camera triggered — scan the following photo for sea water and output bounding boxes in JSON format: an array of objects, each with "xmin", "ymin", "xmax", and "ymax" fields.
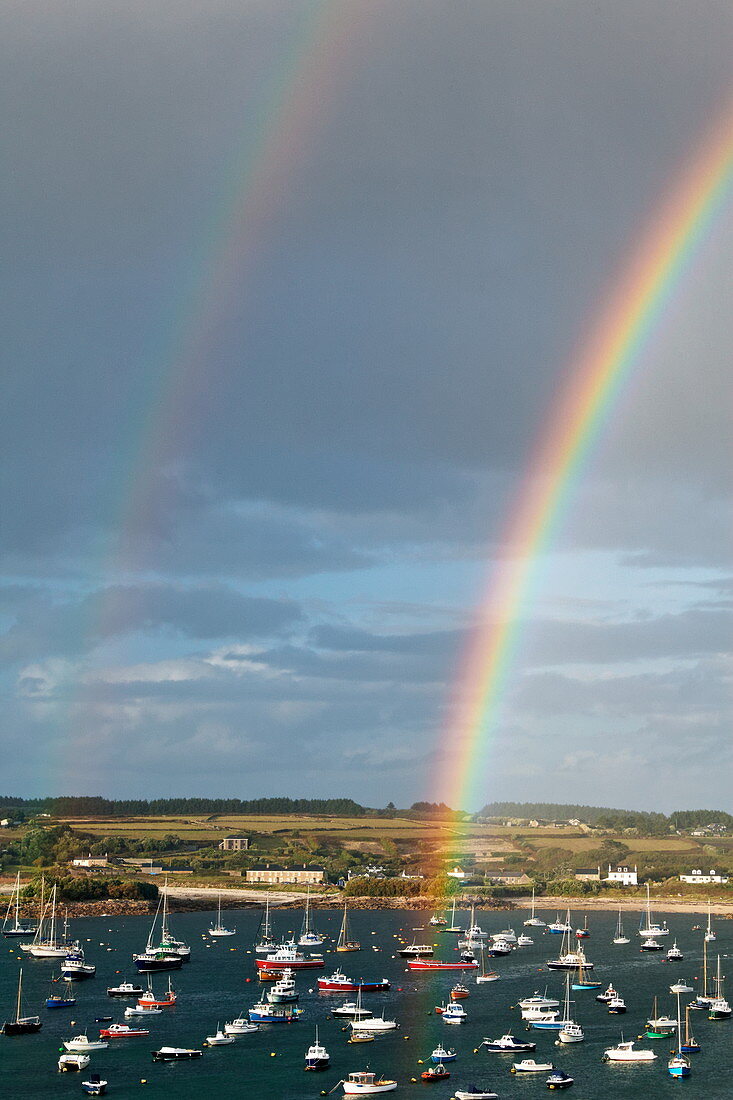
[{"xmin": 1, "ymin": 906, "xmax": 730, "ymax": 1099}]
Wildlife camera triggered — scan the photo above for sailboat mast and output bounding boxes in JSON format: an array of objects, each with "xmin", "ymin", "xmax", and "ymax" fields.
[{"xmin": 16, "ymin": 968, "xmax": 23, "ymax": 1021}]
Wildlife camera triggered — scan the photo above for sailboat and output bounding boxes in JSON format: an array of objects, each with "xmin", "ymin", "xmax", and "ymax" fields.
[
  {"xmin": 2, "ymin": 872, "xmax": 36, "ymax": 937},
  {"xmin": 704, "ymin": 900, "xmax": 716, "ymax": 942},
  {"xmin": 638, "ymin": 882, "xmax": 669, "ymax": 937},
  {"xmin": 133, "ymin": 893, "xmax": 185, "ymax": 972},
  {"xmin": 612, "ymin": 909, "xmax": 629, "ymax": 945},
  {"xmin": 689, "ymin": 937, "xmax": 713, "ymax": 1010},
  {"xmin": 707, "ymin": 955, "xmax": 731, "ymax": 1019},
  {"xmin": 2, "ymin": 968, "xmax": 42, "ymax": 1034},
  {"xmin": 255, "ymin": 896, "xmax": 276, "ymax": 953},
  {"xmin": 28, "ymin": 885, "xmax": 71, "ymax": 957},
  {"xmin": 546, "ymin": 910, "xmax": 593, "ymax": 970},
  {"xmin": 336, "ymin": 905, "xmax": 361, "ymax": 952},
  {"xmin": 668, "ymin": 993, "xmax": 691, "ymax": 1077},
  {"xmin": 557, "ymin": 972, "xmax": 584, "ymax": 1043},
  {"xmin": 209, "ymin": 894, "xmax": 236, "ymax": 937},
  {"xmin": 476, "ymin": 945, "xmax": 499, "ymax": 984},
  {"xmin": 298, "ymin": 886, "xmax": 324, "ymax": 947},
  {"xmin": 645, "ymin": 995, "xmax": 677, "ymax": 1038},
  {"xmin": 524, "ymin": 888, "xmax": 546, "ymax": 927},
  {"xmin": 679, "ymin": 1004, "xmax": 701, "ymax": 1054},
  {"xmin": 442, "ymin": 897, "xmax": 462, "ymax": 934}
]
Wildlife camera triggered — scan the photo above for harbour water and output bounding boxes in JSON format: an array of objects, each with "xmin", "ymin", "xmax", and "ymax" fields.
[{"xmin": 1, "ymin": 905, "xmax": 730, "ymax": 1098}]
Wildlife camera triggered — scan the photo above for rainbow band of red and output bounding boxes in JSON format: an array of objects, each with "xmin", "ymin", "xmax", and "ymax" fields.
[{"xmin": 444, "ymin": 98, "xmax": 733, "ymax": 812}]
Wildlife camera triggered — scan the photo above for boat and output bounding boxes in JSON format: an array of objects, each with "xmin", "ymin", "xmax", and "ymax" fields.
[
  {"xmin": 209, "ymin": 893, "xmax": 236, "ymax": 937},
  {"xmin": 255, "ymin": 896, "xmax": 276, "ymax": 954},
  {"xmin": 602, "ymin": 1038, "xmax": 657, "ymax": 1062},
  {"xmin": 61, "ymin": 945, "xmax": 96, "ymax": 980},
  {"xmin": 27, "ymin": 886, "xmax": 72, "ymax": 957},
  {"xmin": 81, "ymin": 1074, "xmax": 108, "ymax": 1096},
  {"xmin": 481, "ymin": 1033, "xmax": 536, "ymax": 1052},
  {"xmin": 519, "ymin": 990, "xmax": 560, "ymax": 1012},
  {"xmin": 45, "ymin": 976, "xmax": 76, "ymax": 1009},
  {"xmin": 546, "ymin": 1069, "xmax": 574, "ymax": 1089},
  {"xmin": 595, "ymin": 984, "xmax": 617, "ymax": 1003},
  {"xmin": 336, "ymin": 905, "xmax": 361, "ymax": 952},
  {"xmin": 342, "ymin": 1071, "xmax": 397, "ymax": 1094},
  {"xmin": 450, "ymin": 982, "xmax": 469, "ymax": 999},
  {"xmin": 547, "ymin": 912, "xmax": 572, "ymax": 934},
  {"xmin": 640, "ymin": 937, "xmax": 664, "ymax": 951},
  {"xmin": 317, "ymin": 971, "xmax": 389, "ymax": 992},
  {"xmin": 704, "ymin": 901, "xmax": 716, "ymax": 942},
  {"xmin": 544, "ymin": 973, "xmax": 581, "ymax": 1040},
  {"xmin": 522, "ymin": 1004, "xmax": 559, "ymax": 1024},
  {"xmin": 108, "ymin": 979, "xmax": 145, "ymax": 997},
  {"xmin": 645, "ymin": 996, "xmax": 677, "ymax": 1038},
  {"xmin": 58, "ymin": 1053, "xmax": 90, "ymax": 1072},
  {"xmin": 267, "ymin": 968, "xmax": 299, "ymax": 1003},
  {"xmin": 612, "ymin": 909, "xmax": 629, "ymax": 945},
  {"xmin": 95, "ymin": 1016, "xmax": 113, "ymax": 1023},
  {"xmin": 571, "ymin": 958, "xmax": 601, "ymax": 990},
  {"xmin": 428, "ymin": 913, "xmax": 448, "ymax": 927},
  {"xmin": 453, "ymin": 1087, "xmax": 498, "ymax": 1100},
  {"xmin": 430, "ymin": 1044, "xmax": 456, "ymax": 1063},
  {"xmin": 666, "ymin": 940, "xmax": 683, "ymax": 960},
  {"xmin": 689, "ymin": 937, "xmax": 714, "ymax": 1009},
  {"xmin": 476, "ymin": 947, "xmax": 499, "ymax": 984},
  {"xmin": 205, "ymin": 1024, "xmax": 234, "ymax": 1045},
  {"xmin": 516, "ymin": 933, "xmax": 533, "ymax": 947},
  {"xmin": 152, "ymin": 1046, "xmax": 203, "ymax": 1060},
  {"xmin": 133, "ymin": 946, "xmax": 184, "ymax": 972},
  {"xmin": 441, "ymin": 897, "xmax": 462, "ymax": 934},
  {"xmin": 575, "ymin": 916, "xmax": 590, "ymax": 939},
  {"xmin": 99, "ymin": 1023, "xmax": 150, "ymax": 1038},
  {"xmin": 670, "ymin": 980, "xmax": 693, "ymax": 994},
  {"xmin": 255, "ymin": 943, "xmax": 324, "ymax": 971},
  {"xmin": 2, "ymin": 968, "xmax": 42, "ymax": 1034},
  {"xmin": 348, "ymin": 1011, "xmax": 398, "ymax": 1032},
  {"xmin": 679, "ymin": 1005, "xmax": 701, "ymax": 1054},
  {"xmin": 298, "ymin": 886, "xmax": 324, "ymax": 947},
  {"xmin": 1, "ymin": 872, "xmax": 36, "ymax": 938},
  {"xmin": 707, "ymin": 955, "xmax": 731, "ymax": 1019},
  {"xmin": 546, "ymin": 911, "xmax": 593, "ymax": 970},
  {"xmin": 332, "ymin": 999, "xmax": 373, "ymax": 1019},
  {"xmin": 138, "ymin": 976, "xmax": 177, "ymax": 1007},
  {"xmin": 668, "ymin": 993, "xmax": 691, "ymax": 1077},
  {"xmin": 397, "ymin": 942, "xmax": 434, "ymax": 958},
  {"xmin": 133, "ymin": 889, "xmax": 188, "ymax": 971},
  {"xmin": 407, "ymin": 957, "xmax": 478, "ymax": 971},
  {"xmin": 441, "ymin": 1002, "xmax": 467, "ymax": 1024},
  {"xmin": 348, "ymin": 1031, "xmax": 375, "ymax": 1043},
  {"xmin": 421, "ymin": 1064, "xmax": 450, "ymax": 1081},
  {"xmin": 248, "ymin": 1001, "xmax": 303, "ymax": 1023},
  {"xmin": 125, "ymin": 1003, "xmax": 162, "ymax": 1017},
  {"xmin": 63, "ymin": 1035, "xmax": 109, "ymax": 1052},
  {"xmin": 524, "ymin": 888, "xmax": 546, "ymax": 927},
  {"xmin": 486, "ymin": 939, "xmax": 513, "ymax": 957},
  {"xmin": 224, "ymin": 1016, "xmax": 259, "ymax": 1035},
  {"xmin": 511, "ymin": 1059, "xmax": 554, "ymax": 1073},
  {"xmin": 490, "ymin": 926, "xmax": 516, "ymax": 943},
  {"xmin": 304, "ymin": 1025, "xmax": 330, "ymax": 1069},
  {"xmin": 638, "ymin": 883, "xmax": 669, "ymax": 937},
  {"xmin": 607, "ymin": 996, "xmax": 626, "ymax": 1014}
]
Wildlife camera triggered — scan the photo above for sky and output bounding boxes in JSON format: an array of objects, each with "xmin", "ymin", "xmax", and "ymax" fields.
[{"xmin": 1, "ymin": 0, "xmax": 731, "ymax": 811}]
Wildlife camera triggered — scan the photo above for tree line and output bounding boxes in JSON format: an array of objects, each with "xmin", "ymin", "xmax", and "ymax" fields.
[
  {"xmin": 478, "ymin": 801, "xmax": 730, "ymax": 834},
  {"xmin": 0, "ymin": 796, "xmax": 375, "ymax": 818}
]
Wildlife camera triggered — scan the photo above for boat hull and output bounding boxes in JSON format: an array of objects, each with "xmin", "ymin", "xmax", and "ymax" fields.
[
  {"xmin": 408, "ymin": 960, "xmax": 478, "ymax": 971},
  {"xmin": 2, "ymin": 1017, "xmax": 42, "ymax": 1035}
]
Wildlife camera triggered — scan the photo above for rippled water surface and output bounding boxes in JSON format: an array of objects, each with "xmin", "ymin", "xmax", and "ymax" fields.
[{"xmin": 2, "ymin": 906, "xmax": 731, "ymax": 1099}]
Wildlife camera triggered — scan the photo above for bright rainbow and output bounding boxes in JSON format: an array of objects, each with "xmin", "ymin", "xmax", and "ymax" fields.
[{"xmin": 442, "ymin": 98, "xmax": 733, "ymax": 815}]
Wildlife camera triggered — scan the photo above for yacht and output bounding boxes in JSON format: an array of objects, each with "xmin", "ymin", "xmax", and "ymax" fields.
[
  {"xmin": 707, "ymin": 955, "xmax": 731, "ymax": 1020},
  {"xmin": 1, "ymin": 872, "xmax": 36, "ymax": 938},
  {"xmin": 704, "ymin": 901, "xmax": 716, "ymax": 943},
  {"xmin": 524, "ymin": 888, "xmax": 546, "ymax": 927},
  {"xmin": 209, "ymin": 894, "xmax": 236, "ymax": 937},
  {"xmin": 603, "ymin": 1039, "xmax": 657, "ymax": 1062},
  {"xmin": 638, "ymin": 883, "xmax": 669, "ymax": 937},
  {"xmin": 298, "ymin": 887, "xmax": 324, "ymax": 947},
  {"xmin": 612, "ymin": 909, "xmax": 630, "ymax": 945}
]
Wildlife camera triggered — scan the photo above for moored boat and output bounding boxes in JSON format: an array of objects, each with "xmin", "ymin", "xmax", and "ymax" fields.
[
  {"xmin": 317, "ymin": 971, "xmax": 389, "ymax": 992},
  {"xmin": 2, "ymin": 872, "xmax": 36, "ymax": 938},
  {"xmin": 481, "ymin": 1033, "xmax": 536, "ymax": 1052},
  {"xmin": 2, "ymin": 968, "xmax": 42, "ymax": 1035},
  {"xmin": 81, "ymin": 1073, "xmax": 108, "ymax": 1096},
  {"xmin": 304, "ymin": 1025, "xmax": 330, "ymax": 1070},
  {"xmin": 342, "ymin": 1071, "xmax": 397, "ymax": 1094},
  {"xmin": 152, "ymin": 1046, "xmax": 203, "ymax": 1060},
  {"xmin": 511, "ymin": 1059, "xmax": 554, "ymax": 1073},
  {"xmin": 546, "ymin": 1068, "xmax": 574, "ymax": 1089},
  {"xmin": 603, "ymin": 1039, "xmax": 656, "ymax": 1062},
  {"xmin": 255, "ymin": 944, "xmax": 324, "ymax": 971},
  {"xmin": 58, "ymin": 1052, "xmax": 90, "ymax": 1072}
]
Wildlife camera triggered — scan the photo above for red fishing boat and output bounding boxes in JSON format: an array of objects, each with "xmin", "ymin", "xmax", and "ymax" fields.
[
  {"xmin": 408, "ymin": 959, "xmax": 478, "ymax": 971},
  {"xmin": 318, "ymin": 971, "xmax": 390, "ymax": 992},
  {"xmin": 99, "ymin": 1023, "xmax": 149, "ymax": 1038},
  {"xmin": 255, "ymin": 945, "xmax": 324, "ymax": 971}
]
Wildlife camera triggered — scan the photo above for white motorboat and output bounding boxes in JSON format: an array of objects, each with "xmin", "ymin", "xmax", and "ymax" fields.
[
  {"xmin": 107, "ymin": 980, "xmax": 144, "ymax": 997},
  {"xmin": 481, "ymin": 1033, "xmax": 536, "ymax": 1052},
  {"xmin": 125, "ymin": 1003, "xmax": 162, "ymax": 1017},
  {"xmin": 205, "ymin": 1025, "xmax": 235, "ymax": 1046},
  {"xmin": 666, "ymin": 940, "xmax": 683, "ymax": 960},
  {"xmin": 63, "ymin": 1035, "xmax": 109, "ymax": 1052},
  {"xmin": 305, "ymin": 1025, "xmax": 330, "ymax": 1069},
  {"xmin": 557, "ymin": 1020, "xmax": 584, "ymax": 1043},
  {"xmin": 224, "ymin": 1016, "xmax": 259, "ymax": 1035},
  {"xmin": 342, "ymin": 1071, "xmax": 397, "ymax": 1094},
  {"xmin": 454, "ymin": 1089, "xmax": 498, "ymax": 1100},
  {"xmin": 209, "ymin": 894, "xmax": 236, "ymax": 937},
  {"xmin": 490, "ymin": 927, "xmax": 516, "ymax": 944},
  {"xmin": 152, "ymin": 1046, "xmax": 203, "ymax": 1060},
  {"xmin": 516, "ymin": 933, "xmax": 533, "ymax": 947},
  {"xmin": 349, "ymin": 1012, "xmax": 398, "ymax": 1032},
  {"xmin": 595, "ymin": 984, "xmax": 617, "ymax": 1003},
  {"xmin": 441, "ymin": 1002, "xmax": 467, "ymax": 1024},
  {"xmin": 518, "ymin": 990, "xmax": 560, "ymax": 1011},
  {"xmin": 608, "ymin": 995, "xmax": 627, "ymax": 1013},
  {"xmin": 58, "ymin": 1053, "xmax": 90, "ymax": 1071},
  {"xmin": 603, "ymin": 1039, "xmax": 657, "ymax": 1062},
  {"xmin": 511, "ymin": 1059, "xmax": 554, "ymax": 1073},
  {"xmin": 670, "ymin": 981, "xmax": 694, "ymax": 994},
  {"xmin": 333, "ymin": 1001, "xmax": 372, "ymax": 1019}
]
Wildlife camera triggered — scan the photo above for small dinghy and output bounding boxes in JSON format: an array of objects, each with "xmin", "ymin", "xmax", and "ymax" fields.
[{"xmin": 421, "ymin": 1064, "xmax": 450, "ymax": 1081}]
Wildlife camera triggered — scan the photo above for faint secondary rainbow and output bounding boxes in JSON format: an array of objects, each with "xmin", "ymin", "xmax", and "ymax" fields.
[{"xmin": 442, "ymin": 97, "xmax": 733, "ymax": 816}]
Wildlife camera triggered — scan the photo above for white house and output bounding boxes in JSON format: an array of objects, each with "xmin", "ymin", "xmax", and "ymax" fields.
[
  {"xmin": 679, "ymin": 868, "xmax": 729, "ymax": 885},
  {"xmin": 605, "ymin": 864, "xmax": 638, "ymax": 886},
  {"xmin": 446, "ymin": 866, "xmax": 467, "ymax": 880}
]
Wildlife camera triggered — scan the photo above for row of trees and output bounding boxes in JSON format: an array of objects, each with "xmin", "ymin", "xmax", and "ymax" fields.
[
  {"xmin": 480, "ymin": 801, "xmax": 729, "ymax": 835},
  {"xmin": 0, "ymin": 796, "xmax": 377, "ymax": 818}
]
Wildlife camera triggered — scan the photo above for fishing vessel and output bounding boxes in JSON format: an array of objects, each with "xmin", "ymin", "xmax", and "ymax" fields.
[
  {"xmin": 298, "ymin": 886, "xmax": 324, "ymax": 947},
  {"xmin": 61, "ymin": 944, "xmax": 96, "ymax": 980},
  {"xmin": 607, "ymin": 995, "xmax": 626, "ymax": 1013},
  {"xmin": 336, "ymin": 905, "xmax": 361, "ymax": 952},
  {"xmin": 107, "ymin": 979, "xmax": 144, "ymax": 997},
  {"xmin": 546, "ymin": 912, "xmax": 572, "ymax": 934},
  {"xmin": 138, "ymin": 976, "xmax": 176, "ymax": 1007},
  {"xmin": 45, "ymin": 976, "xmax": 76, "ymax": 1009},
  {"xmin": 638, "ymin": 883, "xmax": 669, "ymax": 937},
  {"xmin": 595, "ymin": 984, "xmax": 617, "ymax": 1003},
  {"xmin": 318, "ymin": 971, "xmax": 389, "ymax": 992},
  {"xmin": 408, "ymin": 956, "xmax": 478, "ymax": 971},
  {"xmin": 612, "ymin": 910, "xmax": 629, "ymax": 945},
  {"xmin": 430, "ymin": 1044, "xmax": 456, "ymax": 1062},
  {"xmin": 441, "ymin": 1001, "xmax": 467, "ymax": 1024},
  {"xmin": 2, "ymin": 872, "xmax": 36, "ymax": 938},
  {"xmin": 666, "ymin": 940, "xmax": 683, "ymax": 960},
  {"xmin": 2, "ymin": 969, "xmax": 42, "ymax": 1034},
  {"xmin": 481, "ymin": 1033, "xmax": 536, "ymax": 1052},
  {"xmin": 341, "ymin": 1071, "xmax": 397, "ymax": 1094},
  {"xmin": 640, "ymin": 937, "xmax": 664, "ymax": 951},
  {"xmin": 524, "ymin": 888, "xmax": 546, "ymax": 927},
  {"xmin": 304, "ymin": 1026, "xmax": 330, "ymax": 1069},
  {"xmin": 209, "ymin": 894, "xmax": 236, "ymax": 937},
  {"xmin": 267, "ymin": 968, "xmax": 299, "ymax": 1003}
]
